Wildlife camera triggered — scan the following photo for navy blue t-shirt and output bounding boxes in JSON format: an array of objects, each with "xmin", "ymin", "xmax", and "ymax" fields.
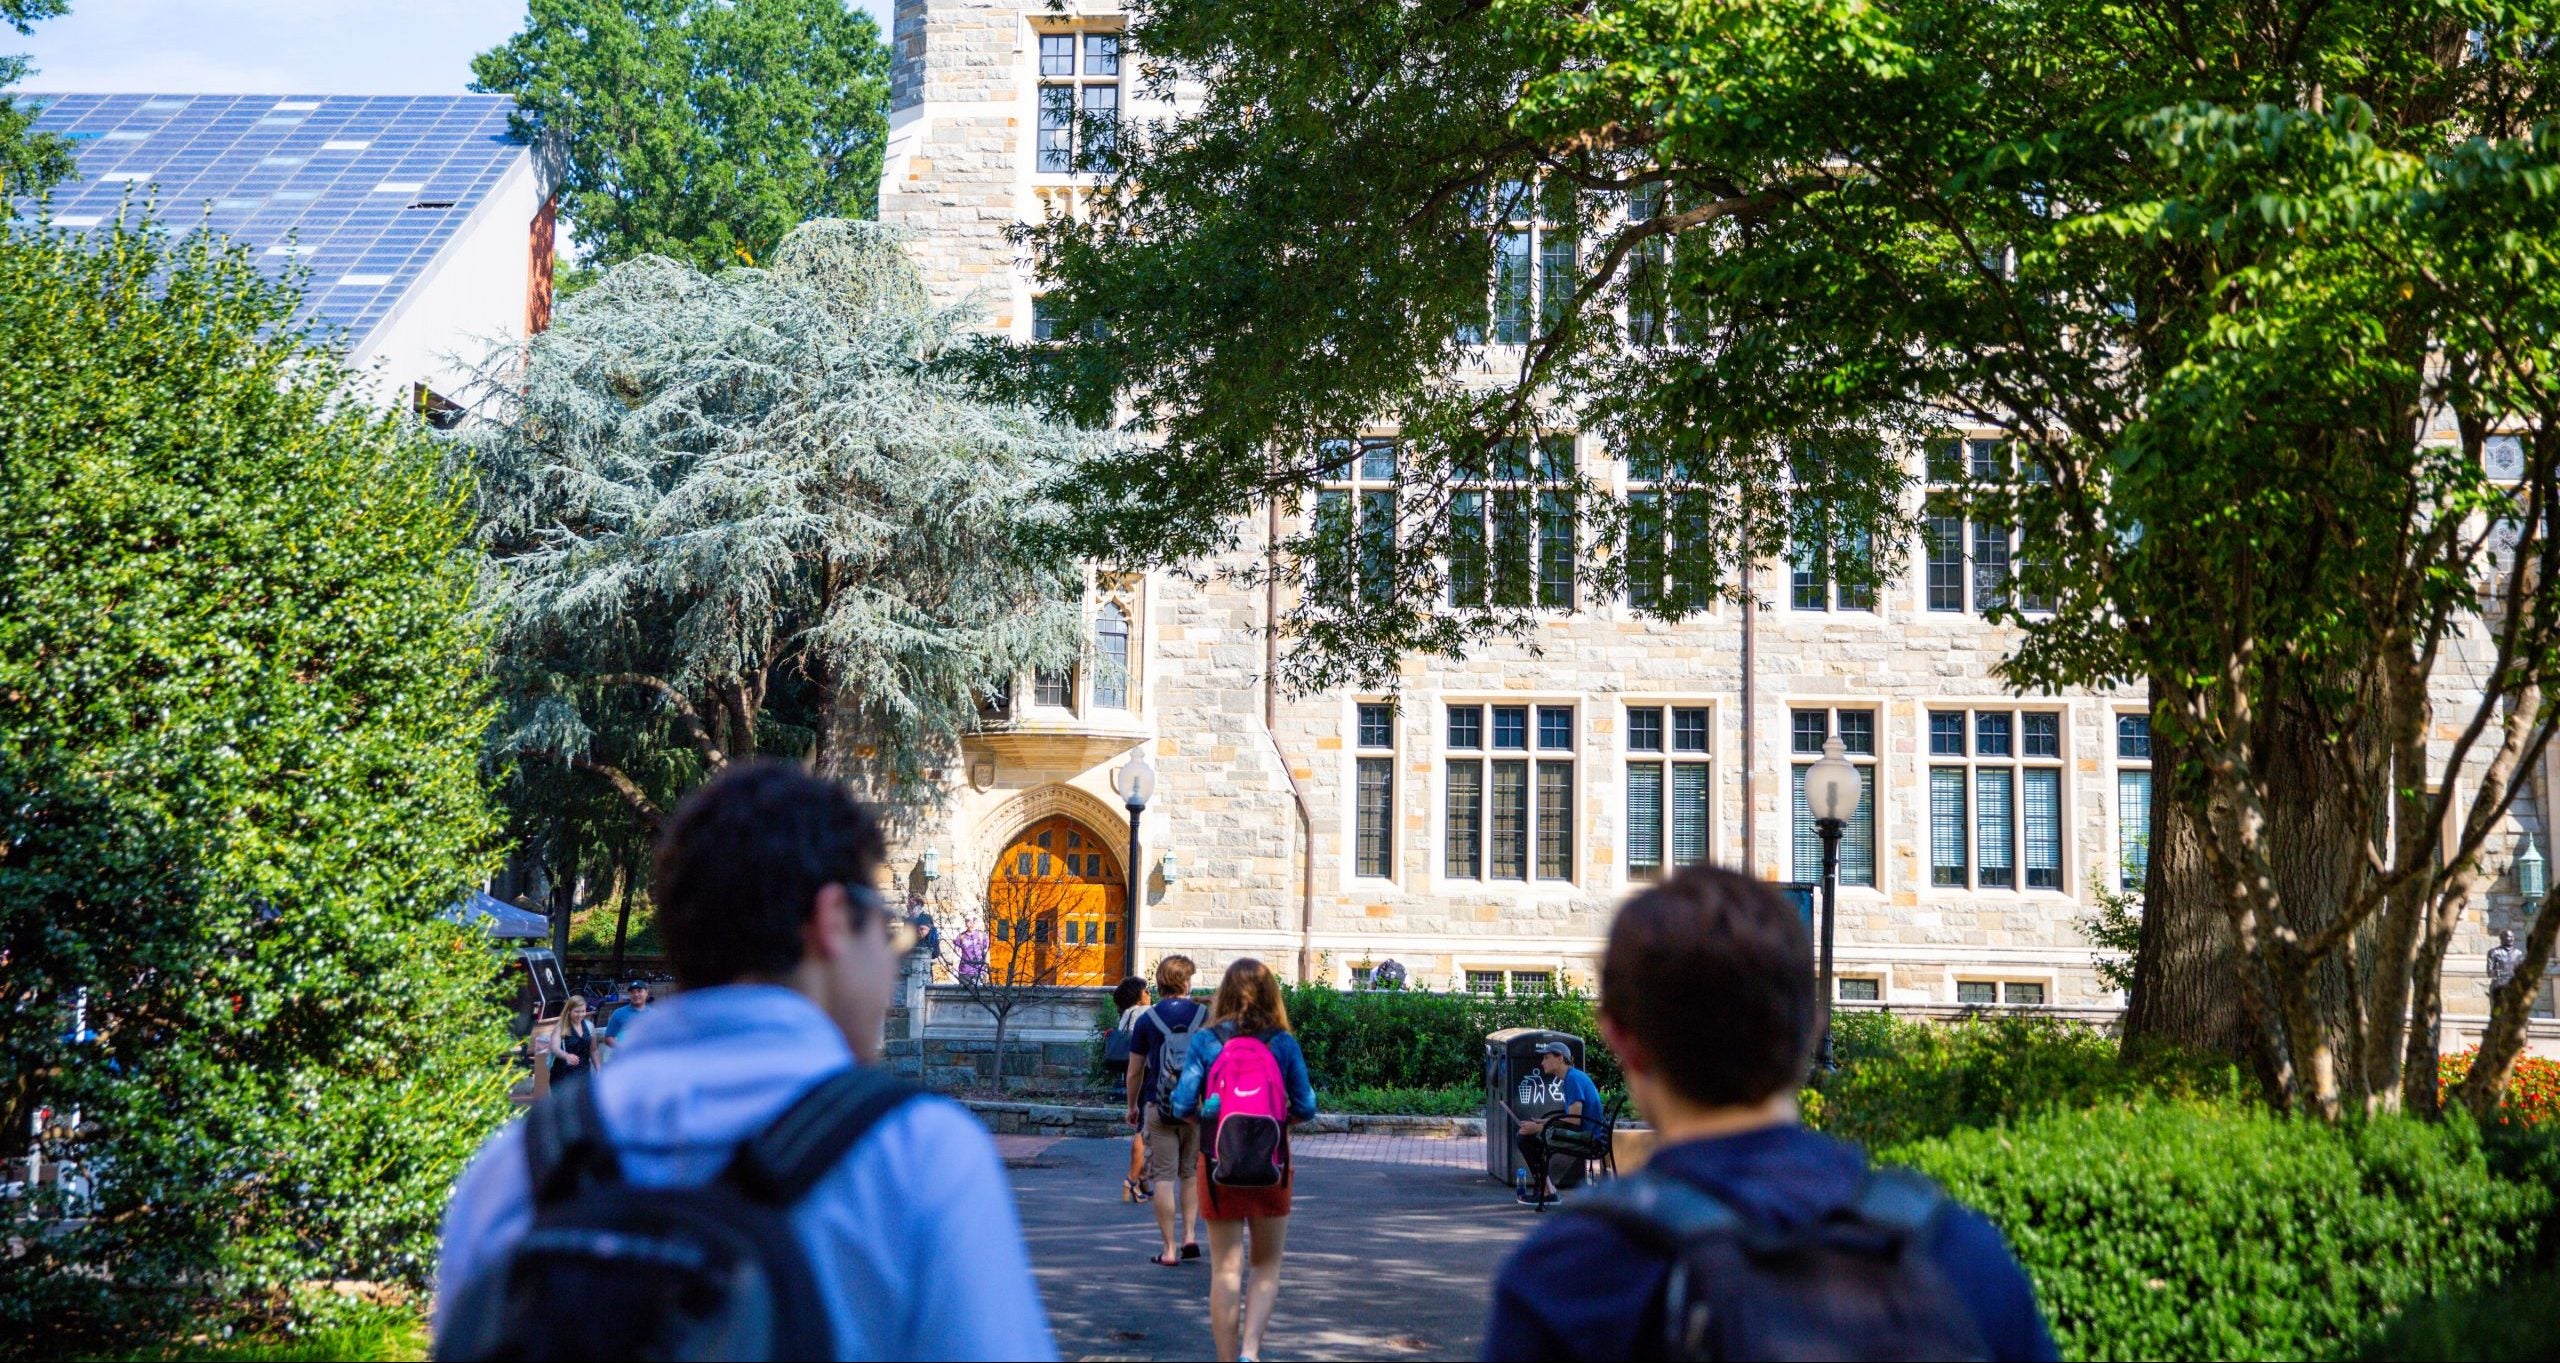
[
  {"xmin": 1483, "ymin": 1124, "xmax": 2057, "ymax": 1362},
  {"xmin": 1129, "ymin": 997, "xmax": 1206, "ymax": 1108}
]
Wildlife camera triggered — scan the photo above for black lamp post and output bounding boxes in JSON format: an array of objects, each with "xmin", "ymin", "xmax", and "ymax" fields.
[
  {"xmin": 1803, "ymin": 736, "xmax": 1862, "ymax": 1074},
  {"xmin": 1113, "ymin": 750, "xmax": 1156, "ymax": 975}
]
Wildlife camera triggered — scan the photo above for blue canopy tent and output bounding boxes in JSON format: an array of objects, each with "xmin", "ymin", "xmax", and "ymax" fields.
[{"xmin": 440, "ymin": 891, "xmax": 552, "ymax": 940}]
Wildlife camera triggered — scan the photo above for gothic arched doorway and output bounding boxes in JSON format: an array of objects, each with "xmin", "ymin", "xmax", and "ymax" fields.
[{"xmin": 986, "ymin": 815, "xmax": 1125, "ymax": 987}]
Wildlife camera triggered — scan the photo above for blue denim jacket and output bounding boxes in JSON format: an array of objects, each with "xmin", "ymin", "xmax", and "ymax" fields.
[{"xmin": 1166, "ymin": 1023, "xmax": 1319, "ymax": 1122}]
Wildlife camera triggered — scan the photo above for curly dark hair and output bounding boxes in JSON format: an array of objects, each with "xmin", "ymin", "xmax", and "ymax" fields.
[{"xmin": 650, "ymin": 760, "xmax": 886, "ymax": 989}]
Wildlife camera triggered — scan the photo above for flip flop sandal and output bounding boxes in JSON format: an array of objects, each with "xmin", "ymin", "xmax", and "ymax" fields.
[
  {"xmin": 1180, "ymin": 1241, "xmax": 1201, "ymax": 1260},
  {"xmin": 1150, "ymin": 1251, "xmax": 1182, "ymax": 1268},
  {"xmin": 1122, "ymin": 1178, "xmax": 1144, "ymax": 1203}
]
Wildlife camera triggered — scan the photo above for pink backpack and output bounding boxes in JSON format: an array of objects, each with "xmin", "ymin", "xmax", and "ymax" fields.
[{"xmin": 1205, "ymin": 1033, "xmax": 1289, "ymax": 1187}]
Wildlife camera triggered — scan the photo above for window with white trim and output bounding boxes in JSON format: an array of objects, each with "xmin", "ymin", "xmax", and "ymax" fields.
[
  {"xmin": 1035, "ymin": 30, "xmax": 1119, "ymax": 175},
  {"xmin": 1626, "ymin": 442, "xmax": 1712, "ymax": 613},
  {"xmin": 1316, "ymin": 438, "xmax": 1397, "ymax": 606},
  {"xmin": 1445, "ymin": 702, "xmax": 1575, "ymax": 882},
  {"xmin": 1837, "ymin": 977, "xmax": 1881, "ymax": 1002},
  {"xmin": 1923, "ymin": 439, "xmax": 2050, "ymax": 614},
  {"xmin": 1624, "ymin": 183, "xmax": 1669, "ymax": 346},
  {"xmin": 1449, "ymin": 436, "xmax": 1574, "ymax": 611},
  {"xmin": 1790, "ymin": 708, "xmax": 1877, "ymax": 887},
  {"xmin": 1093, "ymin": 603, "xmax": 1130, "ymax": 709},
  {"xmin": 1466, "ymin": 967, "xmax": 1554, "ymax": 995},
  {"xmin": 2117, "ymin": 714, "xmax": 2152, "ymax": 890},
  {"xmin": 1459, "ymin": 178, "xmax": 1575, "ymax": 346},
  {"xmin": 1627, "ymin": 704, "xmax": 1710, "ymax": 882},
  {"xmin": 1355, "ymin": 702, "xmax": 1395, "ymax": 880},
  {"xmin": 1927, "ymin": 709, "xmax": 2065, "ymax": 891}
]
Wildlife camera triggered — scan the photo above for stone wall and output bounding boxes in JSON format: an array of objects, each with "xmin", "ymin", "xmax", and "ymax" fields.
[{"xmin": 877, "ymin": 0, "xmax": 2560, "ymax": 1042}]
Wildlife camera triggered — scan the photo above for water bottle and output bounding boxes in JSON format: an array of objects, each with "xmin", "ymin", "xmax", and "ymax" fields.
[
  {"xmin": 1203, "ymin": 1093, "xmax": 1221, "ymax": 1120},
  {"xmin": 1514, "ymin": 1165, "xmax": 1530, "ymax": 1197}
]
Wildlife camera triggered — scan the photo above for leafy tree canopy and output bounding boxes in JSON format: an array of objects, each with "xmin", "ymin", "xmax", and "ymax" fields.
[
  {"xmin": 472, "ymin": 0, "xmax": 891, "ymax": 272},
  {"xmin": 459, "ymin": 219, "xmax": 1102, "ymax": 842},
  {"xmin": 0, "ymin": 222, "xmax": 510, "ymax": 1341},
  {"xmin": 1027, "ymin": 0, "xmax": 2560, "ymax": 1120}
]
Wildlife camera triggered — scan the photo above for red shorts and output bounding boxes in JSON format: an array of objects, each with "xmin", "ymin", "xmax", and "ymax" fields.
[{"xmin": 1197, "ymin": 1151, "xmax": 1293, "ymax": 1220}]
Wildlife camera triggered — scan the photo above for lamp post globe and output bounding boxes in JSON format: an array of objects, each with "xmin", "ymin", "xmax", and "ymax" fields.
[
  {"xmin": 1804, "ymin": 737, "xmax": 1861, "ymax": 1073},
  {"xmin": 2521, "ymin": 835, "xmax": 2547, "ymax": 914},
  {"xmin": 1114, "ymin": 750, "xmax": 1157, "ymax": 973}
]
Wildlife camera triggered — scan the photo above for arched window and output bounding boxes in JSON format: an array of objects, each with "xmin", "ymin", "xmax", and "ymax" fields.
[{"xmin": 1095, "ymin": 603, "xmax": 1130, "ymax": 709}]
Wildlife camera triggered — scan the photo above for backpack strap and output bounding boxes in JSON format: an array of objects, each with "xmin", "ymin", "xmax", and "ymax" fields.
[
  {"xmin": 1562, "ymin": 1168, "xmax": 1745, "ymax": 1253},
  {"xmin": 1844, "ymin": 1167, "xmax": 1950, "ymax": 1243},
  {"xmin": 525, "ymin": 1070, "xmax": 621, "ymax": 1206},
  {"xmin": 721, "ymin": 1065, "xmax": 921, "ymax": 1207}
]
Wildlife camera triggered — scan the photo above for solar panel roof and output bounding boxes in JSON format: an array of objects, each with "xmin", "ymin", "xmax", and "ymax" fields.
[{"xmin": 18, "ymin": 93, "xmax": 531, "ymax": 346}]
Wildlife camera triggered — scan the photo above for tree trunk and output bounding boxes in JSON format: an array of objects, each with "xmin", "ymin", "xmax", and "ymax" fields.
[
  {"xmin": 608, "ymin": 843, "xmax": 635, "ymax": 979},
  {"xmin": 991, "ymin": 1009, "xmax": 1011, "ymax": 1095},
  {"xmin": 2125, "ymin": 741, "xmax": 2255, "ymax": 1058},
  {"xmin": 549, "ymin": 828, "xmax": 584, "ymax": 965},
  {"xmin": 2127, "ymin": 695, "xmax": 2376, "ymax": 1110}
]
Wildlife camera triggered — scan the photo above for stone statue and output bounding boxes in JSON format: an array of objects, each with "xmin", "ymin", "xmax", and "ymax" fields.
[{"xmin": 2489, "ymin": 929, "xmax": 2526, "ymax": 993}]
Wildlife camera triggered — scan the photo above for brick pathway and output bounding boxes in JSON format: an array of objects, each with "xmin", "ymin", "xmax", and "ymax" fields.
[{"xmin": 1291, "ymin": 1131, "xmax": 1482, "ymax": 1170}]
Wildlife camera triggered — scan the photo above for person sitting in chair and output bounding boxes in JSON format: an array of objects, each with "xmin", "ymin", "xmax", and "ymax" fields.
[{"xmin": 1516, "ymin": 1041, "xmax": 1606, "ymax": 1205}]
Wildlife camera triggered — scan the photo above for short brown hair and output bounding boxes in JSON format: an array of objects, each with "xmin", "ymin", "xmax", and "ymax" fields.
[
  {"xmin": 1155, "ymin": 954, "xmax": 1197, "ymax": 996},
  {"xmin": 1601, "ymin": 865, "xmax": 1815, "ymax": 1107},
  {"xmin": 651, "ymin": 761, "xmax": 886, "ymax": 990},
  {"xmin": 1209, "ymin": 957, "xmax": 1290, "ymax": 1035}
]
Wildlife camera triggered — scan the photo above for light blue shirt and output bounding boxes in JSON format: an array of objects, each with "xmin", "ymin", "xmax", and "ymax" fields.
[{"xmin": 435, "ymin": 984, "xmax": 1055, "ymax": 1362}]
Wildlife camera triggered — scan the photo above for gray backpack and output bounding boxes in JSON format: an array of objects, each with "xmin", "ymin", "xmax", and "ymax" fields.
[
  {"xmin": 434, "ymin": 1066, "xmax": 917, "ymax": 1361},
  {"xmin": 1149, "ymin": 1000, "xmax": 1201, "ymax": 1109}
]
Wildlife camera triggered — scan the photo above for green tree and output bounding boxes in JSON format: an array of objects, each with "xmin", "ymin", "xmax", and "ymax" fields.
[
  {"xmin": 1, "ymin": 0, "xmax": 74, "ymax": 205},
  {"xmin": 0, "ymin": 222, "xmax": 511, "ymax": 1343},
  {"xmin": 1024, "ymin": 0, "xmax": 2560, "ymax": 1120},
  {"xmin": 472, "ymin": 0, "xmax": 891, "ymax": 273},
  {"xmin": 457, "ymin": 219, "xmax": 1099, "ymax": 842}
]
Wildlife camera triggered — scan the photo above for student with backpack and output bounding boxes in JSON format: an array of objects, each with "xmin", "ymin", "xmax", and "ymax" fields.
[
  {"xmin": 1105, "ymin": 974, "xmax": 1151, "ymax": 1203},
  {"xmin": 433, "ymin": 761, "xmax": 1055, "ymax": 1362},
  {"xmin": 1165, "ymin": 957, "xmax": 1318, "ymax": 1363},
  {"xmin": 1482, "ymin": 865, "xmax": 2056, "ymax": 1362},
  {"xmin": 1125, "ymin": 955, "xmax": 1207, "ymax": 1264}
]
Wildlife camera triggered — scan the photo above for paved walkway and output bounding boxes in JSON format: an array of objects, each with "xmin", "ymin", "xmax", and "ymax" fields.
[{"xmin": 1008, "ymin": 1134, "xmax": 1536, "ymax": 1361}]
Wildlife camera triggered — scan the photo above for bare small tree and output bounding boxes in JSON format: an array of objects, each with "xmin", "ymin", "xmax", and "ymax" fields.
[{"xmin": 936, "ymin": 872, "xmax": 1086, "ymax": 1094}]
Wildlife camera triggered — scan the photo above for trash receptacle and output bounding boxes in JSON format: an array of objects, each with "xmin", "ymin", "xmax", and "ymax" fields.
[{"xmin": 1484, "ymin": 1027, "xmax": 1584, "ymax": 1184}]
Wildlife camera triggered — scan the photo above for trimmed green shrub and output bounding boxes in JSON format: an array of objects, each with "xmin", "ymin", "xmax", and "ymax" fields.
[
  {"xmin": 2362, "ymin": 1264, "xmax": 2560, "ymax": 1362},
  {"xmin": 1326, "ymin": 1085, "xmax": 1484, "ymax": 1117},
  {"xmin": 1281, "ymin": 983, "xmax": 1622, "ymax": 1094},
  {"xmin": 1897, "ymin": 1106, "xmax": 2550, "ymax": 1361},
  {"xmin": 0, "ymin": 224, "xmax": 511, "ymax": 1346},
  {"xmin": 1815, "ymin": 1012, "xmax": 2243, "ymax": 1149}
]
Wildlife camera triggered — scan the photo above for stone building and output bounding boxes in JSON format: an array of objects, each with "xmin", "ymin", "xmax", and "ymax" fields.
[{"xmin": 874, "ymin": 0, "xmax": 2557, "ymax": 1050}]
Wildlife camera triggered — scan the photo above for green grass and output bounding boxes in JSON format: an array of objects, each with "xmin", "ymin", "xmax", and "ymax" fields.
[{"xmin": 105, "ymin": 1305, "xmax": 427, "ymax": 1362}]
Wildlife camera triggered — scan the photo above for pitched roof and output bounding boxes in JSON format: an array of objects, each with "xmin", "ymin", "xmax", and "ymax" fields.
[{"xmin": 20, "ymin": 93, "xmax": 530, "ymax": 344}]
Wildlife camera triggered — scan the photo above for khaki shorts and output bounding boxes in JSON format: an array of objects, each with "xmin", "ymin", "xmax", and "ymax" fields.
[{"xmin": 1145, "ymin": 1106, "xmax": 1200, "ymax": 1184}]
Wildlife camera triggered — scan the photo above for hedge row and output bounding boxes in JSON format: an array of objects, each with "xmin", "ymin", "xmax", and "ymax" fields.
[
  {"xmin": 1279, "ymin": 982, "xmax": 1623, "ymax": 1094},
  {"xmin": 1813, "ymin": 1010, "xmax": 2245, "ymax": 1150},
  {"xmin": 1899, "ymin": 1105, "xmax": 2550, "ymax": 1362}
]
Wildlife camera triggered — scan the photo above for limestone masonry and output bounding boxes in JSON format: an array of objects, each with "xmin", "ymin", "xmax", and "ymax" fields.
[{"xmin": 876, "ymin": 0, "xmax": 2556, "ymax": 1050}]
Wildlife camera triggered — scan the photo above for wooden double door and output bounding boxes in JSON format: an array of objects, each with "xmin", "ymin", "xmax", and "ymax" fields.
[{"xmin": 986, "ymin": 815, "xmax": 1125, "ymax": 987}]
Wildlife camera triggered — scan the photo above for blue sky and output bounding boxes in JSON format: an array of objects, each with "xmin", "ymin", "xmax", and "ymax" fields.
[{"xmin": 12, "ymin": 0, "xmax": 897, "ymax": 96}]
